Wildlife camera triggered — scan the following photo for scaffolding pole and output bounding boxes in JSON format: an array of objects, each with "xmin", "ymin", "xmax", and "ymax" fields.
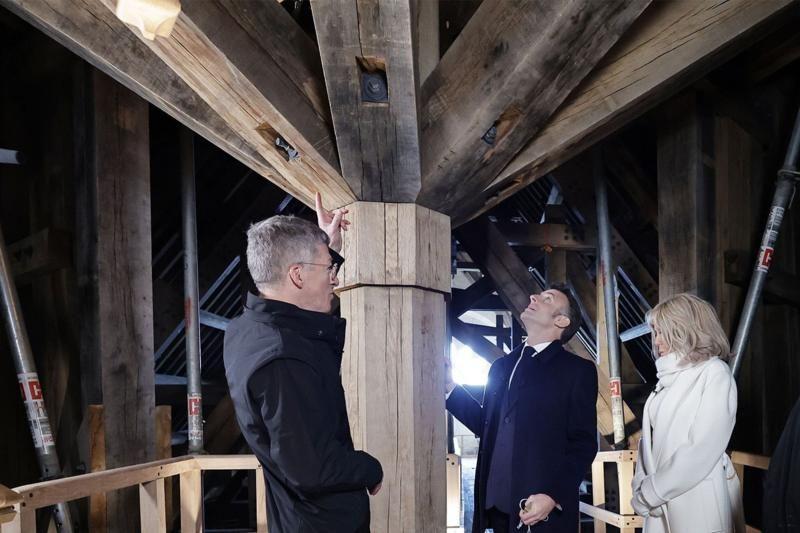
[
  {"xmin": 730, "ymin": 105, "xmax": 800, "ymax": 377},
  {"xmin": 0, "ymin": 223, "xmax": 74, "ymax": 532},
  {"xmin": 594, "ymin": 149, "xmax": 626, "ymax": 448},
  {"xmin": 181, "ymin": 128, "xmax": 204, "ymax": 453}
]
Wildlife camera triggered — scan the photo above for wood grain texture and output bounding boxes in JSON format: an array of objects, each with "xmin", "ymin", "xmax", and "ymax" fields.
[
  {"xmin": 311, "ymin": 0, "xmax": 422, "ymax": 201},
  {"xmin": 338, "ymin": 202, "xmax": 451, "ymax": 293},
  {"xmin": 0, "ymin": 0, "xmax": 355, "ymax": 208},
  {"xmin": 459, "ymin": 0, "xmax": 794, "ymax": 226},
  {"xmin": 339, "ymin": 286, "xmax": 447, "ymax": 533},
  {"xmin": 417, "ymin": 0, "xmax": 651, "ymax": 215},
  {"xmin": 554, "ymin": 158, "xmax": 659, "ymax": 307},
  {"xmin": 86, "ymin": 71, "xmax": 156, "ymax": 532},
  {"xmin": 657, "ymin": 92, "xmax": 714, "ymax": 300}
]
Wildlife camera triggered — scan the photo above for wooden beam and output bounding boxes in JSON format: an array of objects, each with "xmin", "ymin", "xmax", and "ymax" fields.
[
  {"xmin": 451, "ymin": 277, "xmax": 495, "ymax": 317},
  {"xmin": 6, "ymin": 228, "xmax": 71, "ymax": 283},
  {"xmin": 1, "ymin": 0, "xmax": 355, "ymax": 208},
  {"xmin": 725, "ymin": 251, "xmax": 800, "ymax": 308},
  {"xmin": 451, "ymin": 319, "xmax": 506, "ymax": 363},
  {"xmin": 554, "ymin": 158, "xmax": 659, "ymax": 306},
  {"xmin": 417, "ymin": 0, "xmax": 651, "ymax": 214},
  {"xmin": 311, "ymin": 0, "xmax": 423, "ymax": 201},
  {"xmin": 498, "ymin": 222, "xmax": 596, "ymax": 251},
  {"xmin": 657, "ymin": 92, "xmax": 714, "ymax": 300},
  {"xmin": 459, "ymin": 0, "xmax": 794, "ymax": 226},
  {"xmin": 338, "ymin": 202, "xmax": 448, "ymax": 530},
  {"xmin": 76, "ymin": 71, "xmax": 156, "ymax": 533}
]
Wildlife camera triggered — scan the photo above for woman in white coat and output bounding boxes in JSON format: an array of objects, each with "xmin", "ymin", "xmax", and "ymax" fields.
[{"xmin": 631, "ymin": 293, "xmax": 744, "ymax": 533}]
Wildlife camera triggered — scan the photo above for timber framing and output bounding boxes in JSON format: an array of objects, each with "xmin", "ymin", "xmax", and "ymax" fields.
[
  {"xmin": 416, "ymin": 0, "xmax": 651, "ymax": 215},
  {"xmin": 452, "ymin": 0, "xmax": 794, "ymax": 225},
  {"xmin": 1, "ymin": 0, "xmax": 355, "ymax": 208},
  {"xmin": 311, "ymin": 0, "xmax": 423, "ymax": 201}
]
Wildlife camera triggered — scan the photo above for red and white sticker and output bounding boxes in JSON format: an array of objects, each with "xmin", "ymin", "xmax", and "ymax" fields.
[
  {"xmin": 609, "ymin": 378, "xmax": 622, "ymax": 398},
  {"xmin": 187, "ymin": 394, "xmax": 203, "ymax": 444},
  {"xmin": 17, "ymin": 372, "xmax": 55, "ymax": 451},
  {"xmin": 756, "ymin": 206, "xmax": 785, "ymax": 273}
]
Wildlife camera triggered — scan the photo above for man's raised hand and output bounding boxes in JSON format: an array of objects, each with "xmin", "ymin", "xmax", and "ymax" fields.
[{"xmin": 315, "ymin": 192, "xmax": 350, "ymax": 253}]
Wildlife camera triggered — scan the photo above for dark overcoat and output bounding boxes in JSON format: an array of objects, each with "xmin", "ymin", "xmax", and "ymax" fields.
[{"xmin": 447, "ymin": 341, "xmax": 598, "ymax": 533}]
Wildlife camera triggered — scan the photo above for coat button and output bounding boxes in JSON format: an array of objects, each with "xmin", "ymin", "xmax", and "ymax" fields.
[{"xmin": 504, "ymin": 416, "xmax": 510, "ymax": 424}]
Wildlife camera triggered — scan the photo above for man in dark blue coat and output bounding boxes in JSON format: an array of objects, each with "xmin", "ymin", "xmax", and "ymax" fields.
[
  {"xmin": 447, "ymin": 286, "xmax": 598, "ymax": 532},
  {"xmin": 224, "ymin": 195, "xmax": 383, "ymax": 532}
]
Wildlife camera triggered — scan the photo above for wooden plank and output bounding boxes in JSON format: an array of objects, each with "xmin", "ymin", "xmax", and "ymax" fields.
[
  {"xmin": 311, "ymin": 0, "xmax": 422, "ymax": 201},
  {"xmin": 72, "ymin": 70, "xmax": 157, "ymax": 532},
  {"xmin": 546, "ymin": 250, "xmax": 567, "ymax": 285},
  {"xmin": 451, "ymin": 319, "xmax": 506, "ymax": 363},
  {"xmin": 445, "ymin": 454, "xmax": 461, "ymax": 528},
  {"xmin": 204, "ymin": 394, "xmax": 242, "ymax": 454},
  {"xmin": 617, "ymin": 460, "xmax": 635, "ymax": 516},
  {"xmin": 154, "ymin": 406, "xmax": 173, "ymax": 530},
  {"xmin": 579, "ymin": 502, "xmax": 644, "ymax": 529},
  {"xmin": 338, "ymin": 202, "xmax": 451, "ymax": 293},
  {"xmin": 498, "ymin": 223, "xmax": 596, "ymax": 251},
  {"xmin": 459, "ymin": 0, "xmax": 794, "ymax": 226},
  {"xmin": 179, "ymin": 469, "xmax": 203, "ymax": 533},
  {"xmin": 730, "ymin": 451, "xmax": 770, "ymax": 471},
  {"xmin": 192, "ymin": 456, "xmax": 260, "ymax": 471},
  {"xmin": 555, "ymin": 158, "xmax": 659, "ymax": 306},
  {"xmin": 12, "ymin": 457, "xmax": 197, "ymax": 510},
  {"xmin": 451, "ymin": 277, "xmax": 495, "ymax": 317},
  {"xmin": 0, "ymin": 487, "xmax": 21, "ymax": 510},
  {"xmin": 255, "ymin": 466, "xmax": 267, "ymax": 533},
  {"xmin": 6, "ymin": 228, "xmax": 71, "ymax": 282},
  {"xmin": 417, "ymin": 0, "xmax": 651, "ymax": 214},
  {"xmin": 657, "ymin": 92, "xmax": 714, "ymax": 300},
  {"xmin": 88, "ymin": 405, "xmax": 106, "ymax": 532},
  {"xmin": 0, "ymin": 0, "xmax": 354, "ymax": 208},
  {"xmin": 340, "ymin": 286, "xmax": 447, "ymax": 532},
  {"xmin": 591, "ymin": 461, "xmax": 607, "ymax": 533},
  {"xmin": 139, "ymin": 479, "xmax": 167, "ymax": 533}
]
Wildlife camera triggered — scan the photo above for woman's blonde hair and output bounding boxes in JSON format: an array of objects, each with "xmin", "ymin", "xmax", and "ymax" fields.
[{"xmin": 646, "ymin": 293, "xmax": 731, "ymax": 364}]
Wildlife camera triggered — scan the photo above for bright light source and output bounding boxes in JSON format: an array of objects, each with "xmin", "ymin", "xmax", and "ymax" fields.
[
  {"xmin": 115, "ymin": 0, "xmax": 181, "ymax": 40},
  {"xmin": 451, "ymin": 339, "xmax": 490, "ymax": 386}
]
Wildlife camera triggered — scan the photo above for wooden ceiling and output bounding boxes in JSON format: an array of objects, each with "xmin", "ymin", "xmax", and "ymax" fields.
[{"xmin": 0, "ymin": 0, "xmax": 795, "ymax": 226}]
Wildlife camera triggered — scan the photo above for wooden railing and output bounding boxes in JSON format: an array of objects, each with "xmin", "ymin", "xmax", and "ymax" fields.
[
  {"xmin": 581, "ymin": 449, "xmax": 771, "ymax": 533},
  {"xmin": 0, "ymin": 455, "xmax": 266, "ymax": 533}
]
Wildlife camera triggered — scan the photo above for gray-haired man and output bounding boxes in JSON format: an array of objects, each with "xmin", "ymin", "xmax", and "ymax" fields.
[{"xmin": 224, "ymin": 194, "xmax": 383, "ymax": 533}]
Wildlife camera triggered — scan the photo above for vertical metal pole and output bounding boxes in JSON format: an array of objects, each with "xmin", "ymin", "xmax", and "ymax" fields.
[
  {"xmin": 594, "ymin": 149, "xmax": 626, "ymax": 448},
  {"xmin": 0, "ymin": 223, "xmax": 74, "ymax": 532},
  {"xmin": 730, "ymin": 106, "xmax": 800, "ymax": 377},
  {"xmin": 181, "ymin": 129, "xmax": 204, "ymax": 453}
]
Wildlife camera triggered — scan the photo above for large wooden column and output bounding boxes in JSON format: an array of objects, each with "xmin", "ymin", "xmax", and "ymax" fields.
[
  {"xmin": 76, "ymin": 69, "xmax": 155, "ymax": 532},
  {"xmin": 337, "ymin": 202, "xmax": 450, "ymax": 532},
  {"xmin": 657, "ymin": 92, "xmax": 715, "ymax": 300}
]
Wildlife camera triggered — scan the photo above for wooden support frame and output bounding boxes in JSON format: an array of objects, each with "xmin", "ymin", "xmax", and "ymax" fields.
[
  {"xmin": 582, "ymin": 450, "xmax": 642, "ymax": 533},
  {"xmin": 0, "ymin": 456, "xmax": 267, "ymax": 533},
  {"xmin": 417, "ymin": 0, "xmax": 651, "ymax": 215},
  {"xmin": 311, "ymin": 0, "xmax": 423, "ymax": 201},
  {"xmin": 498, "ymin": 223, "xmax": 596, "ymax": 251},
  {"xmin": 463, "ymin": 0, "xmax": 795, "ymax": 226},
  {"xmin": 0, "ymin": 0, "xmax": 355, "ymax": 208}
]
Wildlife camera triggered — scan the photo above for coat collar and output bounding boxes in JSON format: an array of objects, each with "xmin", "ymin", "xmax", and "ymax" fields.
[{"xmin": 242, "ymin": 292, "xmax": 346, "ymax": 351}]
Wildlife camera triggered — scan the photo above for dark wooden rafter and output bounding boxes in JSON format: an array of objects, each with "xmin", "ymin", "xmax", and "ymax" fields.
[
  {"xmin": 416, "ymin": 0, "xmax": 651, "ymax": 215},
  {"xmin": 311, "ymin": 0, "xmax": 430, "ymax": 201},
  {"xmin": 452, "ymin": 276, "xmax": 495, "ymax": 318},
  {"xmin": 1, "ymin": 0, "xmax": 356, "ymax": 208},
  {"xmin": 553, "ymin": 157, "xmax": 659, "ymax": 307},
  {"xmin": 461, "ymin": 0, "xmax": 795, "ymax": 226},
  {"xmin": 451, "ymin": 319, "xmax": 506, "ymax": 363},
  {"xmin": 498, "ymin": 222, "xmax": 596, "ymax": 251}
]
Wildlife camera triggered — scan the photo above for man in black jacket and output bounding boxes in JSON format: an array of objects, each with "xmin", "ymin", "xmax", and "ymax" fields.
[
  {"xmin": 446, "ymin": 286, "xmax": 598, "ymax": 533},
  {"xmin": 224, "ymin": 194, "xmax": 382, "ymax": 533}
]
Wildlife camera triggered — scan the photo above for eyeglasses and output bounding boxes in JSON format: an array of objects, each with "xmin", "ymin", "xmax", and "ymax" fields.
[{"xmin": 297, "ymin": 261, "xmax": 341, "ymax": 279}]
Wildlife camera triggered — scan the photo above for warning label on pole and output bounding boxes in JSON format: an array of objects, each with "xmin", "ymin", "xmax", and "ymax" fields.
[
  {"xmin": 17, "ymin": 372, "xmax": 55, "ymax": 452},
  {"xmin": 187, "ymin": 394, "xmax": 203, "ymax": 444},
  {"xmin": 756, "ymin": 206, "xmax": 784, "ymax": 273}
]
